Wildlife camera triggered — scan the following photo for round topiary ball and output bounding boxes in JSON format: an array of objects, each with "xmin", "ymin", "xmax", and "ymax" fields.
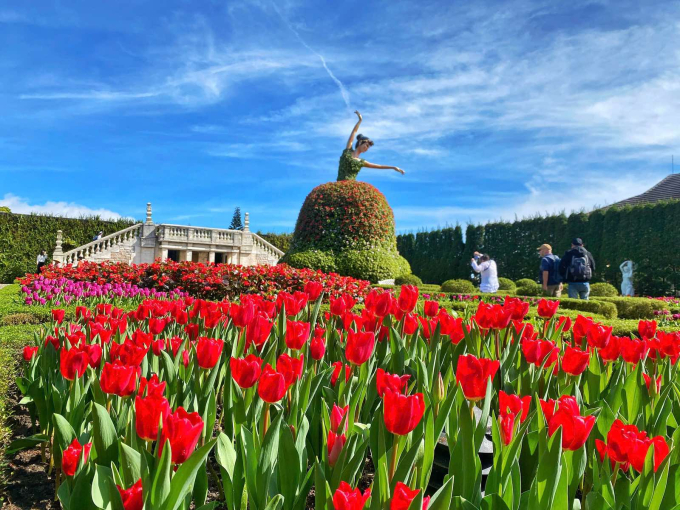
[
  {"xmin": 441, "ymin": 279, "xmax": 476, "ymax": 293},
  {"xmin": 395, "ymin": 274, "xmax": 423, "ymax": 286},
  {"xmin": 516, "ymin": 282, "xmax": 541, "ymax": 297},
  {"xmin": 497, "ymin": 277, "xmax": 517, "ymax": 293},
  {"xmin": 281, "ymin": 180, "xmax": 410, "ymax": 283},
  {"xmin": 590, "ymin": 282, "xmax": 618, "ymax": 297},
  {"xmin": 515, "ymin": 278, "xmax": 538, "ymax": 288}
]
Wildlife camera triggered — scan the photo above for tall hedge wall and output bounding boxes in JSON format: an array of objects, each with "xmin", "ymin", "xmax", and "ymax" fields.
[
  {"xmin": 396, "ymin": 200, "xmax": 680, "ymax": 295},
  {"xmin": 0, "ymin": 212, "xmax": 136, "ymax": 283}
]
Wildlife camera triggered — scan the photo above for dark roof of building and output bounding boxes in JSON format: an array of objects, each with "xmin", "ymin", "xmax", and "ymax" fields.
[{"xmin": 607, "ymin": 174, "xmax": 680, "ymax": 208}]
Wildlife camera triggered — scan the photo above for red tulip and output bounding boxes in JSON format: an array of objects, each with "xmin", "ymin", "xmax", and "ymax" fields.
[
  {"xmin": 557, "ymin": 315, "xmax": 572, "ymax": 333},
  {"xmin": 196, "ymin": 336, "xmax": 224, "ymax": 369},
  {"xmin": 504, "ymin": 297, "xmax": 530, "ymax": 321},
  {"xmin": 330, "ymin": 296, "xmax": 349, "ymax": 316},
  {"xmin": 52, "ymin": 309, "xmax": 66, "ymax": 324},
  {"xmin": 100, "ymin": 361, "xmax": 140, "ymax": 397},
  {"xmin": 587, "ymin": 324, "xmax": 613, "ymax": 349},
  {"xmin": 304, "ymin": 281, "xmax": 324, "ymax": 301},
  {"xmin": 22, "ymin": 346, "xmax": 38, "ymax": 362},
  {"xmin": 311, "ymin": 333, "xmax": 326, "ymax": 360},
  {"xmin": 598, "ymin": 335, "xmax": 621, "ymax": 363},
  {"xmin": 522, "ymin": 339, "xmax": 558, "ymax": 371},
  {"xmin": 327, "ymin": 431, "xmax": 346, "ymax": 467},
  {"xmin": 159, "ymin": 407, "xmax": 204, "ymax": 464},
  {"xmin": 390, "ymin": 482, "xmax": 429, "ymax": 510},
  {"xmin": 149, "ymin": 317, "xmax": 167, "ymax": 336},
  {"xmin": 620, "ymin": 337, "xmax": 648, "ymax": 365},
  {"xmin": 498, "ymin": 391, "xmax": 531, "ymax": 445},
  {"xmin": 230, "ymin": 355, "xmax": 263, "ymax": 389},
  {"xmin": 376, "ymin": 368, "xmax": 411, "ymax": 398},
  {"xmin": 61, "ymin": 438, "xmax": 92, "ymax": 476},
  {"xmin": 598, "ymin": 419, "xmax": 669, "ymax": 473},
  {"xmin": 331, "ymin": 404, "xmax": 349, "ymax": 432},
  {"xmin": 456, "ymin": 355, "xmax": 500, "ymax": 401},
  {"xmin": 60, "ymin": 346, "xmax": 89, "ymax": 381},
  {"xmin": 573, "ymin": 315, "xmax": 593, "ymax": 342},
  {"xmin": 277, "ymin": 353, "xmax": 304, "ymax": 388},
  {"xmin": 139, "ymin": 374, "xmax": 166, "ymax": 397},
  {"xmin": 258, "ymin": 364, "xmax": 287, "ymax": 403},
  {"xmin": 638, "ymin": 320, "xmax": 657, "ymax": 340},
  {"xmin": 397, "ymin": 285, "xmax": 419, "ymax": 313},
  {"xmin": 374, "ymin": 292, "xmax": 394, "ymax": 318},
  {"xmin": 117, "ymin": 479, "xmax": 143, "ymax": 510},
  {"xmin": 561, "ymin": 345, "xmax": 590, "ymax": 375},
  {"xmin": 545, "ymin": 397, "xmax": 595, "ymax": 451},
  {"xmin": 333, "ymin": 481, "xmax": 371, "ymax": 510},
  {"xmin": 403, "ymin": 313, "xmax": 419, "ymax": 335},
  {"xmin": 383, "ymin": 389, "xmax": 425, "ymax": 436},
  {"xmin": 75, "ymin": 306, "xmax": 91, "ymax": 320},
  {"xmin": 345, "ymin": 330, "xmax": 375, "ymax": 366},
  {"xmin": 82, "ymin": 343, "xmax": 102, "ymax": 368},
  {"xmin": 537, "ymin": 299, "xmax": 559, "ymax": 319},
  {"xmin": 331, "ymin": 362, "xmax": 351, "ymax": 386},
  {"xmin": 110, "ymin": 339, "xmax": 148, "ymax": 366},
  {"xmin": 423, "ymin": 300, "xmax": 439, "ymax": 317},
  {"xmin": 285, "ymin": 320, "xmax": 311, "ymax": 350},
  {"xmin": 245, "ymin": 315, "xmax": 274, "ymax": 349},
  {"xmin": 135, "ymin": 394, "xmax": 171, "ymax": 441},
  {"xmin": 643, "ymin": 374, "xmax": 662, "ymax": 394}
]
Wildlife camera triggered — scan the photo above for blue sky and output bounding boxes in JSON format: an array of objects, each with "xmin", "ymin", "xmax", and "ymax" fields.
[{"xmin": 2, "ymin": 0, "xmax": 679, "ymax": 233}]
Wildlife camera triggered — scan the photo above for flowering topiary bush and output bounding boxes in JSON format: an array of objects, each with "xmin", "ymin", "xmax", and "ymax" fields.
[{"xmin": 282, "ymin": 181, "xmax": 410, "ymax": 282}]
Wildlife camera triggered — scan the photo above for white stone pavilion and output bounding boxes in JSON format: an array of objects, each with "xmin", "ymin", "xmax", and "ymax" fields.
[{"xmin": 52, "ymin": 203, "xmax": 283, "ymax": 267}]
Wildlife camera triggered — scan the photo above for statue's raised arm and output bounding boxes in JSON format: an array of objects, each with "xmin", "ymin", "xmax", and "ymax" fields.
[{"xmin": 337, "ymin": 112, "xmax": 405, "ymax": 181}]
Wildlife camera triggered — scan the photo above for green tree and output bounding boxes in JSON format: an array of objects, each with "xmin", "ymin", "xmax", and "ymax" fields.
[{"xmin": 229, "ymin": 207, "xmax": 244, "ymax": 231}]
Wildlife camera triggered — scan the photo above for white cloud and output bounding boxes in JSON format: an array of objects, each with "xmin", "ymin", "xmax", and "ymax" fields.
[{"xmin": 0, "ymin": 193, "xmax": 123, "ymax": 219}]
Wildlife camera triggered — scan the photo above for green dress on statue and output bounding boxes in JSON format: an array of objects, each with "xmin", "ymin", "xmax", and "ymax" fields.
[{"xmin": 337, "ymin": 148, "xmax": 365, "ymax": 181}]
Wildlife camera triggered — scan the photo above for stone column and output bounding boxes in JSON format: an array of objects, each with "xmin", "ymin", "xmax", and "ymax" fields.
[
  {"xmin": 53, "ymin": 230, "xmax": 64, "ymax": 263},
  {"xmin": 139, "ymin": 202, "xmax": 157, "ymax": 264},
  {"xmin": 160, "ymin": 248, "xmax": 168, "ymax": 261},
  {"xmin": 244, "ymin": 212, "xmax": 250, "ymax": 232},
  {"xmin": 145, "ymin": 202, "xmax": 153, "ymax": 225},
  {"xmin": 208, "ymin": 251, "xmax": 215, "ymax": 263},
  {"xmin": 185, "ymin": 250, "xmax": 193, "ymax": 262}
]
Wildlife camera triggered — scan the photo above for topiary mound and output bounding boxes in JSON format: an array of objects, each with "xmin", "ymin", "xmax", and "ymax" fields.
[
  {"xmin": 395, "ymin": 274, "xmax": 424, "ymax": 286},
  {"xmin": 281, "ymin": 181, "xmax": 410, "ymax": 282},
  {"xmin": 516, "ymin": 281, "xmax": 541, "ymax": 296},
  {"xmin": 441, "ymin": 279, "xmax": 476, "ymax": 293},
  {"xmin": 590, "ymin": 282, "xmax": 618, "ymax": 297},
  {"xmin": 497, "ymin": 277, "xmax": 516, "ymax": 293}
]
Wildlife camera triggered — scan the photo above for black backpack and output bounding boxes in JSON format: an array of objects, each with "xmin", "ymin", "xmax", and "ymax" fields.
[{"xmin": 568, "ymin": 252, "xmax": 592, "ymax": 282}]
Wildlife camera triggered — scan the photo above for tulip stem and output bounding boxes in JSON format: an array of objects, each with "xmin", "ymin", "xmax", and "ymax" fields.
[
  {"xmin": 611, "ymin": 463, "xmax": 620, "ymax": 484},
  {"xmin": 469, "ymin": 401, "xmax": 476, "ymax": 423},
  {"xmin": 262, "ymin": 403, "xmax": 271, "ymax": 438},
  {"xmin": 388, "ymin": 435, "xmax": 399, "ymax": 481}
]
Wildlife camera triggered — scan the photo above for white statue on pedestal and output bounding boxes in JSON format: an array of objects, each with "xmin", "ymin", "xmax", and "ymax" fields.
[{"xmin": 620, "ymin": 260, "xmax": 635, "ymax": 296}]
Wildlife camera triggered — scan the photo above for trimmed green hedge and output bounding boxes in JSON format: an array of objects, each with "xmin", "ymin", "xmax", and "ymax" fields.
[
  {"xmin": 395, "ymin": 274, "xmax": 423, "ymax": 286},
  {"xmin": 0, "ymin": 212, "xmax": 136, "ymax": 283},
  {"xmin": 590, "ymin": 282, "xmax": 618, "ymax": 297},
  {"xmin": 498, "ymin": 277, "xmax": 516, "ymax": 292},
  {"xmin": 441, "ymin": 279, "xmax": 476, "ymax": 293},
  {"xmin": 592, "ymin": 296, "xmax": 667, "ymax": 319}
]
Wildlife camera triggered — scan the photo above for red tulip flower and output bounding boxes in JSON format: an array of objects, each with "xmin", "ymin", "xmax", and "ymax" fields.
[
  {"xmin": 285, "ymin": 320, "xmax": 311, "ymax": 351},
  {"xmin": 376, "ymin": 368, "xmax": 411, "ymax": 398},
  {"xmin": 100, "ymin": 361, "xmax": 140, "ymax": 397},
  {"xmin": 110, "ymin": 339, "xmax": 148, "ymax": 366},
  {"xmin": 620, "ymin": 337, "xmax": 648, "ymax": 365},
  {"xmin": 52, "ymin": 309, "xmax": 66, "ymax": 324},
  {"xmin": 245, "ymin": 315, "xmax": 274, "ymax": 349},
  {"xmin": 397, "ymin": 285, "xmax": 419, "ymax": 313},
  {"xmin": 82, "ymin": 343, "xmax": 102, "ymax": 369},
  {"xmin": 383, "ymin": 389, "xmax": 425, "ymax": 436},
  {"xmin": 196, "ymin": 336, "xmax": 224, "ymax": 369},
  {"xmin": 135, "ymin": 394, "xmax": 171, "ymax": 441},
  {"xmin": 448, "ymin": 317, "xmax": 469, "ymax": 345},
  {"xmin": 159, "ymin": 407, "xmax": 204, "ymax": 464},
  {"xmin": 331, "ymin": 362, "xmax": 351, "ymax": 386},
  {"xmin": 304, "ymin": 281, "xmax": 324, "ymax": 301},
  {"xmin": 22, "ymin": 346, "xmax": 38, "ymax": 362},
  {"xmin": 330, "ymin": 297, "xmax": 348, "ymax": 316},
  {"xmin": 598, "ymin": 334, "xmax": 621, "ymax": 363},
  {"xmin": 573, "ymin": 315, "xmax": 593, "ymax": 342},
  {"xmin": 638, "ymin": 320, "xmax": 657, "ymax": 340},
  {"xmin": 311, "ymin": 332, "xmax": 326, "ymax": 360},
  {"xmin": 331, "ymin": 404, "xmax": 349, "ymax": 433},
  {"xmin": 456, "ymin": 355, "xmax": 500, "ymax": 401},
  {"xmin": 537, "ymin": 299, "xmax": 559, "ymax": 319},
  {"xmin": 327, "ymin": 431, "xmax": 346, "ymax": 467},
  {"xmin": 561, "ymin": 345, "xmax": 590, "ymax": 375},
  {"xmin": 61, "ymin": 438, "xmax": 92, "ymax": 476},
  {"xmin": 149, "ymin": 317, "xmax": 167, "ymax": 336},
  {"xmin": 423, "ymin": 300, "xmax": 439, "ymax": 317},
  {"xmin": 390, "ymin": 482, "xmax": 429, "ymax": 510},
  {"xmin": 345, "ymin": 330, "xmax": 375, "ymax": 366},
  {"xmin": 403, "ymin": 313, "xmax": 419, "ymax": 335},
  {"xmin": 499, "ymin": 391, "xmax": 531, "ymax": 445},
  {"xmin": 60, "ymin": 346, "xmax": 89, "ymax": 381},
  {"xmin": 597, "ymin": 419, "xmax": 669, "ymax": 473},
  {"xmin": 543, "ymin": 397, "xmax": 595, "ymax": 451},
  {"xmin": 504, "ymin": 297, "xmax": 530, "ymax": 321},
  {"xmin": 117, "ymin": 479, "xmax": 143, "ymax": 510},
  {"xmin": 230, "ymin": 355, "xmax": 263, "ymax": 389},
  {"xmin": 556, "ymin": 315, "xmax": 572, "ymax": 333},
  {"xmin": 586, "ymin": 324, "xmax": 613, "ymax": 349},
  {"xmin": 643, "ymin": 373, "xmax": 662, "ymax": 394},
  {"xmin": 332, "ymin": 481, "xmax": 371, "ymax": 510},
  {"xmin": 258, "ymin": 364, "xmax": 287, "ymax": 403},
  {"xmin": 522, "ymin": 339, "xmax": 559, "ymax": 371},
  {"xmin": 277, "ymin": 353, "xmax": 304, "ymax": 388},
  {"xmin": 374, "ymin": 292, "xmax": 394, "ymax": 318}
]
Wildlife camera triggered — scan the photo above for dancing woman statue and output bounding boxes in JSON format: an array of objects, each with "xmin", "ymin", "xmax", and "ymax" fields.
[
  {"xmin": 620, "ymin": 260, "xmax": 635, "ymax": 296},
  {"xmin": 337, "ymin": 111, "xmax": 405, "ymax": 181}
]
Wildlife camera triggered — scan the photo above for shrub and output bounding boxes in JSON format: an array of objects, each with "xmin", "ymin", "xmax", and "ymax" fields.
[
  {"xmin": 0, "ymin": 313, "xmax": 44, "ymax": 326},
  {"xmin": 556, "ymin": 298, "xmax": 618, "ymax": 319},
  {"xmin": 515, "ymin": 278, "xmax": 537, "ymax": 288},
  {"xmin": 594, "ymin": 296, "xmax": 667, "ymax": 319},
  {"xmin": 336, "ymin": 249, "xmax": 411, "ymax": 284},
  {"xmin": 516, "ymin": 281, "xmax": 541, "ymax": 297},
  {"xmin": 441, "ymin": 279, "xmax": 476, "ymax": 293},
  {"xmin": 395, "ymin": 274, "xmax": 423, "ymax": 286},
  {"xmin": 497, "ymin": 277, "xmax": 516, "ymax": 293},
  {"xmin": 590, "ymin": 282, "xmax": 618, "ymax": 297},
  {"xmin": 283, "ymin": 250, "xmax": 338, "ymax": 274}
]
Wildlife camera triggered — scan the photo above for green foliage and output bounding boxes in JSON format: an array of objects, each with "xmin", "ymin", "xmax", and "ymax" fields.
[
  {"xmin": 394, "ymin": 274, "xmax": 423, "ymax": 286},
  {"xmin": 0, "ymin": 207, "xmax": 10, "ymax": 213},
  {"xmin": 593, "ymin": 296, "xmax": 666, "ymax": 319},
  {"xmin": 257, "ymin": 232, "xmax": 292, "ymax": 253},
  {"xmin": 396, "ymin": 199, "xmax": 680, "ymax": 296},
  {"xmin": 280, "ymin": 250, "xmax": 338, "ymax": 274},
  {"xmin": 552, "ymin": 297, "xmax": 618, "ymax": 319},
  {"xmin": 336, "ymin": 248, "xmax": 411, "ymax": 284},
  {"xmin": 497, "ymin": 277, "xmax": 516, "ymax": 292},
  {"xmin": 0, "ymin": 212, "xmax": 136, "ymax": 283},
  {"xmin": 515, "ymin": 278, "xmax": 537, "ymax": 287},
  {"xmin": 441, "ymin": 279, "xmax": 476, "ymax": 293},
  {"xmin": 589, "ymin": 282, "xmax": 618, "ymax": 297},
  {"xmin": 0, "ymin": 313, "xmax": 44, "ymax": 326},
  {"xmin": 229, "ymin": 207, "xmax": 244, "ymax": 231},
  {"xmin": 516, "ymin": 281, "xmax": 541, "ymax": 297}
]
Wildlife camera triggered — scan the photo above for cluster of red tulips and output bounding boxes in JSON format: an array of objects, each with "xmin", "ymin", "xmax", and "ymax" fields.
[{"xmin": 13, "ymin": 283, "xmax": 680, "ymax": 510}]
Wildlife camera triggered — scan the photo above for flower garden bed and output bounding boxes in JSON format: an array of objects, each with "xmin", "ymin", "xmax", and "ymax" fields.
[{"xmin": 2, "ymin": 277, "xmax": 679, "ymax": 510}]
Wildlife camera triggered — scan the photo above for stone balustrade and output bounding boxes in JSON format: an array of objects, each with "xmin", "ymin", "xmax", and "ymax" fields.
[{"xmin": 58, "ymin": 224, "xmax": 143, "ymax": 264}]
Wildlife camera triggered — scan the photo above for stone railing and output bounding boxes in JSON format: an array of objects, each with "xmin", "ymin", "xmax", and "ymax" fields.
[
  {"xmin": 156, "ymin": 224, "xmax": 243, "ymax": 245},
  {"xmin": 252, "ymin": 233, "xmax": 285, "ymax": 260},
  {"xmin": 57, "ymin": 224, "xmax": 143, "ymax": 264}
]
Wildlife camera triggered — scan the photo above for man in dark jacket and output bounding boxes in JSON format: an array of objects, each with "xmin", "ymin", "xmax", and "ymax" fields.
[{"xmin": 559, "ymin": 238, "xmax": 596, "ymax": 300}]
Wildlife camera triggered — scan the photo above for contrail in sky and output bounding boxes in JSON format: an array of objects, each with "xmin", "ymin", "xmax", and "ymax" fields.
[{"xmin": 271, "ymin": 3, "xmax": 351, "ymax": 109}]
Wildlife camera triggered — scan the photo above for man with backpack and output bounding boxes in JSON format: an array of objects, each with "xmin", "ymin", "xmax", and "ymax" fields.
[
  {"xmin": 559, "ymin": 238, "xmax": 596, "ymax": 300},
  {"xmin": 537, "ymin": 244, "xmax": 562, "ymax": 297}
]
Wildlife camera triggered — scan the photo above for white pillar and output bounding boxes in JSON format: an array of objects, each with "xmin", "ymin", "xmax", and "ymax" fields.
[
  {"xmin": 209, "ymin": 251, "xmax": 215, "ymax": 263},
  {"xmin": 185, "ymin": 250, "xmax": 193, "ymax": 262},
  {"xmin": 161, "ymin": 248, "xmax": 168, "ymax": 261},
  {"xmin": 53, "ymin": 230, "xmax": 64, "ymax": 262}
]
